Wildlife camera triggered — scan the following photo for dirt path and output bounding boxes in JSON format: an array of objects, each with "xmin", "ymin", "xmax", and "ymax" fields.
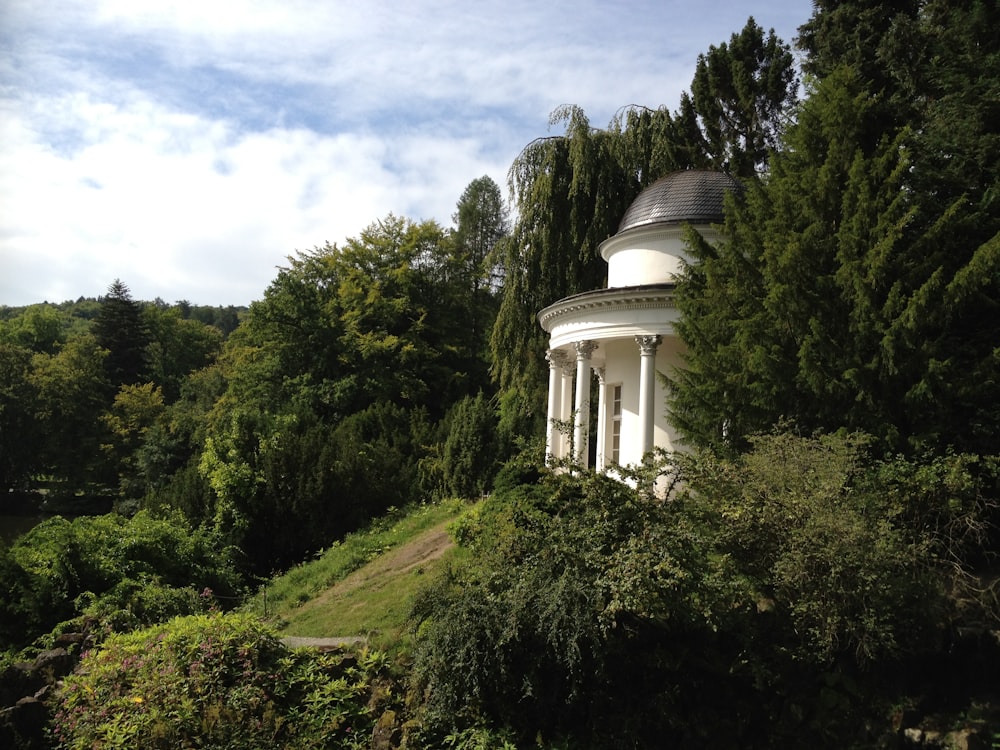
[{"xmin": 282, "ymin": 519, "xmax": 455, "ymax": 627}]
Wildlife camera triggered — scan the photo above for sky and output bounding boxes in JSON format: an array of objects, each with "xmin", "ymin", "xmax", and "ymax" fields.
[{"xmin": 0, "ymin": 0, "xmax": 813, "ymax": 308}]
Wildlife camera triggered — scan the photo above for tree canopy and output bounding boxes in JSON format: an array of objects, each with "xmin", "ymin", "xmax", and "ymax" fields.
[
  {"xmin": 670, "ymin": 0, "xmax": 1000, "ymax": 457},
  {"xmin": 490, "ymin": 18, "xmax": 799, "ymax": 427}
]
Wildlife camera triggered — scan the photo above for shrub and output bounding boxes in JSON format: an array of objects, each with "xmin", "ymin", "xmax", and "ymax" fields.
[
  {"xmin": 440, "ymin": 392, "xmax": 499, "ymax": 499},
  {"xmin": 411, "ymin": 470, "xmax": 724, "ymax": 746},
  {"xmin": 411, "ymin": 433, "xmax": 999, "ymax": 747},
  {"xmin": 51, "ymin": 612, "xmax": 400, "ymax": 750},
  {"xmin": 0, "ymin": 511, "xmax": 240, "ymax": 649}
]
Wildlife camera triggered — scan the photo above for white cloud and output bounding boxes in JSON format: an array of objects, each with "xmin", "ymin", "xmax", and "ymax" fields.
[
  {"xmin": 0, "ymin": 82, "xmax": 510, "ymax": 305},
  {"xmin": 0, "ymin": 0, "xmax": 813, "ymax": 306}
]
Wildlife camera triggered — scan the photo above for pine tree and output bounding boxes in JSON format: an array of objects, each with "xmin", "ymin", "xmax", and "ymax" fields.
[
  {"xmin": 671, "ymin": 3, "xmax": 1000, "ymax": 456},
  {"xmin": 93, "ymin": 279, "xmax": 150, "ymax": 387}
]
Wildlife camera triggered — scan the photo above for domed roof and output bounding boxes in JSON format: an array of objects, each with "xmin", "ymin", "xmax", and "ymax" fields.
[{"xmin": 617, "ymin": 169, "xmax": 740, "ymax": 233}]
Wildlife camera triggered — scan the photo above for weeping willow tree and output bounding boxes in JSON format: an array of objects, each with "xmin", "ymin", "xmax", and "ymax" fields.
[{"xmin": 489, "ymin": 17, "xmax": 798, "ymax": 439}]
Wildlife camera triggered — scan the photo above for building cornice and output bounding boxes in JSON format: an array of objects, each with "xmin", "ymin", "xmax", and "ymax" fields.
[{"xmin": 538, "ymin": 284, "xmax": 676, "ymax": 332}]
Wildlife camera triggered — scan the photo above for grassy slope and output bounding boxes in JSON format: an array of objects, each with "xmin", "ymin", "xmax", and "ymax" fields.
[{"xmin": 248, "ymin": 500, "xmax": 469, "ymax": 647}]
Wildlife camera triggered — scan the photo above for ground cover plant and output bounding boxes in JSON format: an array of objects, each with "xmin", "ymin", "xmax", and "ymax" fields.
[
  {"xmin": 0, "ymin": 510, "xmax": 241, "ymax": 651},
  {"xmin": 51, "ymin": 612, "xmax": 402, "ymax": 750}
]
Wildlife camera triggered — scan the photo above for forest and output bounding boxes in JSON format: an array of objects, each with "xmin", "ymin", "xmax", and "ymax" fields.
[{"xmin": 2, "ymin": 1, "xmax": 999, "ymax": 747}]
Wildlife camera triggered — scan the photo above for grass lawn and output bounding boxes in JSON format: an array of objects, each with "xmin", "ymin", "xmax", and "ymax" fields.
[{"xmin": 247, "ymin": 499, "xmax": 471, "ymax": 648}]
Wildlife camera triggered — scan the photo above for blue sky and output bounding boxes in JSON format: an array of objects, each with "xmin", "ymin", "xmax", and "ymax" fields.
[{"xmin": 0, "ymin": 0, "xmax": 812, "ymax": 307}]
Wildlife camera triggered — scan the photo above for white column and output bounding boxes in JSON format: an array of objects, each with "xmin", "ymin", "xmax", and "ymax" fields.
[
  {"xmin": 545, "ymin": 349, "xmax": 570, "ymax": 461},
  {"xmin": 559, "ymin": 359, "xmax": 574, "ymax": 458},
  {"xmin": 573, "ymin": 340, "xmax": 598, "ymax": 468},
  {"xmin": 594, "ymin": 367, "xmax": 607, "ymax": 471},
  {"xmin": 635, "ymin": 335, "xmax": 661, "ymax": 458}
]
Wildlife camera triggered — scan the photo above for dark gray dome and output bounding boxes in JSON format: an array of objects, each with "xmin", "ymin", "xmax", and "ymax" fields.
[{"xmin": 617, "ymin": 170, "xmax": 740, "ymax": 233}]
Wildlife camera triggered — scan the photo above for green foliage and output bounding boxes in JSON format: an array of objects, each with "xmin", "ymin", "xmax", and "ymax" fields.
[
  {"xmin": 141, "ymin": 305, "xmax": 223, "ymax": 401},
  {"xmin": 685, "ymin": 432, "xmax": 942, "ymax": 663},
  {"xmin": 51, "ymin": 612, "xmax": 400, "ymax": 750},
  {"xmin": 689, "ymin": 17, "xmax": 798, "ymax": 174},
  {"xmin": 0, "ymin": 304, "xmax": 69, "ymax": 354},
  {"xmin": 138, "ymin": 364, "xmax": 228, "ymax": 519},
  {"xmin": 0, "ymin": 293, "xmax": 227, "ymax": 500},
  {"xmin": 28, "ymin": 333, "xmax": 112, "ymax": 488},
  {"xmin": 672, "ymin": 40, "xmax": 1000, "ymax": 456},
  {"xmin": 412, "ymin": 469, "xmax": 723, "ymax": 745},
  {"xmin": 0, "ymin": 342, "xmax": 39, "ymax": 490},
  {"xmin": 197, "ymin": 400, "xmax": 432, "ymax": 574},
  {"xmin": 0, "ymin": 511, "xmax": 239, "ymax": 649},
  {"xmin": 491, "ymin": 19, "xmax": 799, "ymax": 438},
  {"xmin": 440, "ymin": 392, "xmax": 499, "ymax": 499},
  {"xmin": 228, "ymin": 214, "xmax": 487, "ymax": 422},
  {"xmin": 412, "ymin": 433, "xmax": 999, "ymax": 747},
  {"xmin": 451, "ymin": 175, "xmax": 509, "ymax": 344},
  {"xmin": 93, "ymin": 279, "xmax": 151, "ymax": 388},
  {"xmin": 101, "ymin": 382, "xmax": 166, "ymax": 501},
  {"xmin": 186, "ymin": 212, "xmax": 503, "ymax": 572}
]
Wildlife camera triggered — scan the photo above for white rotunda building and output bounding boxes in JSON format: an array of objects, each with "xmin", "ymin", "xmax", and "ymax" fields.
[{"xmin": 538, "ymin": 169, "xmax": 739, "ymax": 472}]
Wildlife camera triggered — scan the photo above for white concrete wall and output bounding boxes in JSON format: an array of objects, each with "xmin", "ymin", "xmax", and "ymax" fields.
[{"xmin": 601, "ymin": 224, "xmax": 723, "ymax": 288}]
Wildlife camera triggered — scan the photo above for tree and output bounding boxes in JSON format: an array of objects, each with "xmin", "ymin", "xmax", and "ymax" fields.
[
  {"xmin": 414, "ymin": 434, "xmax": 993, "ymax": 746},
  {"xmin": 452, "ymin": 176, "xmax": 509, "ymax": 368},
  {"xmin": 670, "ymin": 5, "xmax": 1000, "ymax": 456},
  {"xmin": 142, "ymin": 305, "xmax": 223, "ymax": 401},
  {"xmin": 452, "ymin": 175, "xmax": 510, "ymax": 297},
  {"xmin": 227, "ymin": 215, "xmax": 482, "ymax": 422},
  {"xmin": 0, "ymin": 343, "xmax": 39, "ymax": 492},
  {"xmin": 440, "ymin": 391, "xmax": 499, "ymax": 499},
  {"xmin": 490, "ymin": 19, "xmax": 799, "ymax": 434},
  {"xmin": 190, "ymin": 213, "xmax": 496, "ymax": 570},
  {"xmin": 493, "ymin": 106, "xmax": 623, "ymax": 404},
  {"xmin": 0, "ymin": 304, "xmax": 68, "ymax": 354},
  {"xmin": 689, "ymin": 17, "xmax": 798, "ymax": 175},
  {"xmin": 101, "ymin": 382, "xmax": 166, "ymax": 500},
  {"xmin": 93, "ymin": 279, "xmax": 150, "ymax": 387},
  {"xmin": 29, "ymin": 334, "xmax": 112, "ymax": 489}
]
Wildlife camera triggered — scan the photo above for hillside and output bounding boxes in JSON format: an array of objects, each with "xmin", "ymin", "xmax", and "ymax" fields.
[{"xmin": 259, "ymin": 501, "xmax": 466, "ymax": 646}]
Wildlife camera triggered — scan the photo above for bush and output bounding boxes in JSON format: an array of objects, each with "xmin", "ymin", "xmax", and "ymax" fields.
[
  {"xmin": 0, "ymin": 511, "xmax": 240, "ymax": 649},
  {"xmin": 440, "ymin": 392, "xmax": 499, "ymax": 499},
  {"xmin": 411, "ymin": 470, "xmax": 724, "ymax": 746},
  {"xmin": 411, "ymin": 433, "xmax": 1000, "ymax": 747},
  {"xmin": 51, "ymin": 612, "xmax": 400, "ymax": 750}
]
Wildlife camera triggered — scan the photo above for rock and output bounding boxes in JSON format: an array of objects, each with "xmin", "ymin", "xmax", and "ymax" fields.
[
  {"xmin": 9, "ymin": 695, "xmax": 49, "ymax": 736},
  {"xmin": 32, "ymin": 647, "xmax": 74, "ymax": 681},
  {"xmin": 371, "ymin": 709, "xmax": 401, "ymax": 750},
  {"xmin": 903, "ymin": 727, "xmax": 924, "ymax": 745},
  {"xmin": 0, "ymin": 663, "xmax": 36, "ymax": 708},
  {"xmin": 53, "ymin": 631, "xmax": 85, "ymax": 648}
]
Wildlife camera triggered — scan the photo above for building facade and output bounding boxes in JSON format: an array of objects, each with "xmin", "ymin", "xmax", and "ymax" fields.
[{"xmin": 538, "ymin": 169, "xmax": 738, "ymax": 473}]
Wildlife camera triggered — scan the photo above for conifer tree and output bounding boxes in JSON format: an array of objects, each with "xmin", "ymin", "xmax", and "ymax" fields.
[
  {"xmin": 93, "ymin": 279, "xmax": 150, "ymax": 387},
  {"xmin": 671, "ymin": 2, "xmax": 1000, "ymax": 456}
]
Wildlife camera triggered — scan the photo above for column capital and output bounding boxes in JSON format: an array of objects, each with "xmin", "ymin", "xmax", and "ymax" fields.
[
  {"xmin": 635, "ymin": 334, "xmax": 662, "ymax": 356},
  {"xmin": 546, "ymin": 349, "xmax": 571, "ymax": 369},
  {"xmin": 574, "ymin": 340, "xmax": 598, "ymax": 360},
  {"xmin": 594, "ymin": 366, "xmax": 606, "ymax": 385}
]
